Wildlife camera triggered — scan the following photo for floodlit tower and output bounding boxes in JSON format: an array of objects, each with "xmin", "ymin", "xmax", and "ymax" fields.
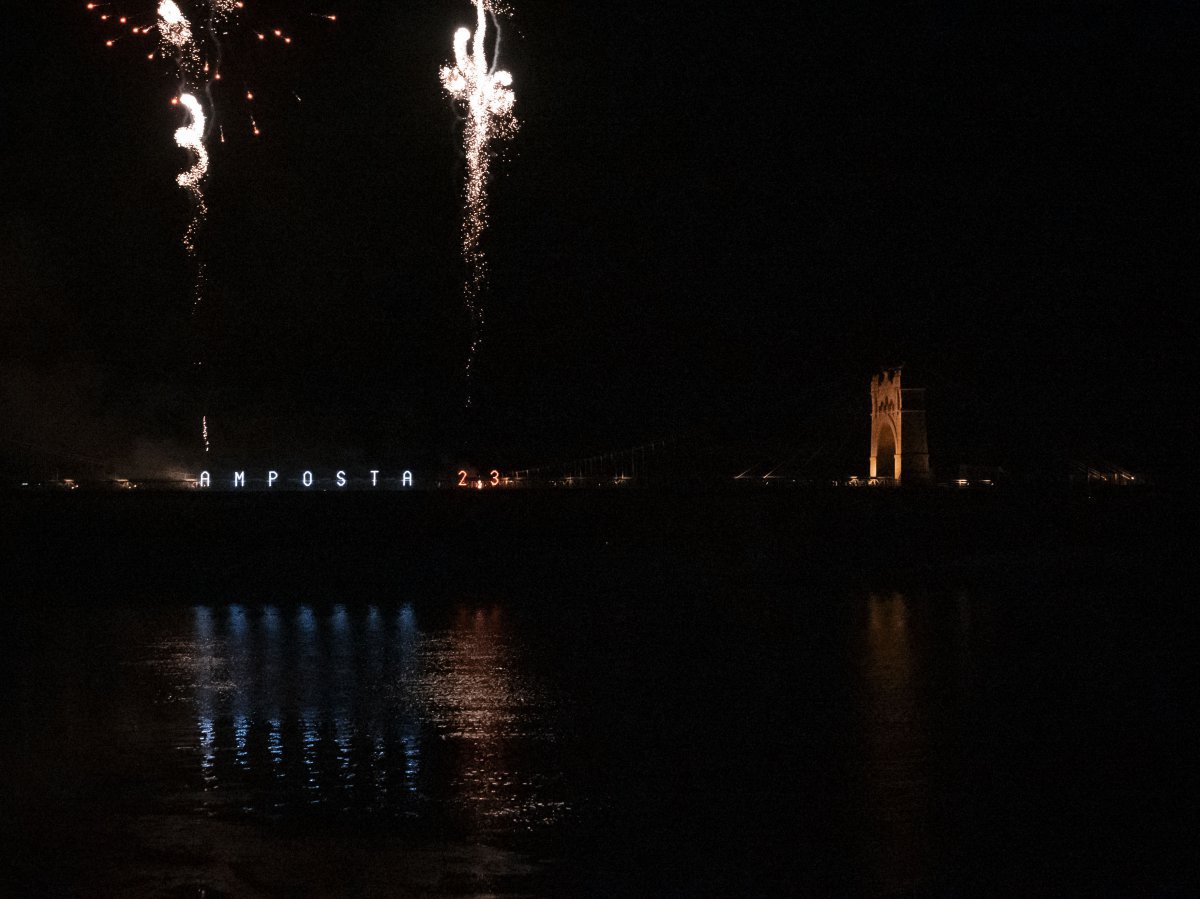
[{"xmin": 869, "ymin": 367, "xmax": 931, "ymax": 484}]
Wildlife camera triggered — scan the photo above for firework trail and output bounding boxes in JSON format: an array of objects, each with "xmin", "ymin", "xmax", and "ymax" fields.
[
  {"xmin": 157, "ymin": 1, "xmax": 212, "ymax": 448},
  {"xmin": 174, "ymin": 90, "xmax": 212, "ymax": 449},
  {"xmin": 441, "ymin": 0, "xmax": 517, "ymax": 404}
]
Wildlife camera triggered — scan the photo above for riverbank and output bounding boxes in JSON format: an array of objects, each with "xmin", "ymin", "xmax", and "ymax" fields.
[{"xmin": 1, "ymin": 487, "xmax": 1181, "ymax": 601}]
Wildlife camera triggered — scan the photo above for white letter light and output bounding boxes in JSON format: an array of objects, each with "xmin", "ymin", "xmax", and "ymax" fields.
[
  {"xmin": 402, "ymin": 471, "xmax": 413, "ymax": 487},
  {"xmin": 267, "ymin": 470, "xmax": 279, "ymax": 487},
  {"xmin": 370, "ymin": 470, "xmax": 380, "ymax": 486},
  {"xmin": 199, "ymin": 471, "xmax": 210, "ymax": 488},
  {"xmin": 234, "ymin": 471, "xmax": 246, "ymax": 488},
  {"xmin": 337, "ymin": 470, "xmax": 347, "ymax": 487},
  {"xmin": 302, "ymin": 470, "xmax": 314, "ymax": 487}
]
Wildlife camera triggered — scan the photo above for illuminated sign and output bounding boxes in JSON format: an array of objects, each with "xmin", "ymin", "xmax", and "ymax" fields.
[
  {"xmin": 195, "ymin": 470, "xmax": 415, "ymax": 489},
  {"xmin": 458, "ymin": 469, "xmax": 503, "ymax": 489}
]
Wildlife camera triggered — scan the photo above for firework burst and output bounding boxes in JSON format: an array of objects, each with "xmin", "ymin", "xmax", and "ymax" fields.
[
  {"xmin": 88, "ymin": 1, "xmax": 335, "ymax": 136},
  {"xmin": 441, "ymin": 0, "xmax": 517, "ymax": 404},
  {"xmin": 156, "ymin": 0, "xmax": 199, "ymax": 72}
]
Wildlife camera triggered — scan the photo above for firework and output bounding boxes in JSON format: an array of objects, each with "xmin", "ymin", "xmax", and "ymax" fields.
[
  {"xmin": 156, "ymin": 4, "xmax": 212, "ymax": 448},
  {"xmin": 440, "ymin": 0, "xmax": 517, "ymax": 402},
  {"xmin": 88, "ymin": 0, "xmax": 336, "ymax": 452},
  {"xmin": 172, "ymin": 89, "xmax": 211, "ymax": 448}
]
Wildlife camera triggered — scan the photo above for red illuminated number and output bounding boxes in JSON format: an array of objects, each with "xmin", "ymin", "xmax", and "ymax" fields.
[
  {"xmin": 458, "ymin": 470, "xmax": 468, "ymax": 487},
  {"xmin": 490, "ymin": 470, "xmax": 500, "ymax": 487}
]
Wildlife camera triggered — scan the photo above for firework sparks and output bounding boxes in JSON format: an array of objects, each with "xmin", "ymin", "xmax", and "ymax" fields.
[
  {"xmin": 174, "ymin": 92, "xmax": 209, "ymax": 229},
  {"xmin": 90, "ymin": 1, "xmax": 338, "ymax": 137},
  {"xmin": 441, "ymin": 0, "xmax": 517, "ymax": 401},
  {"xmin": 157, "ymin": 0, "xmax": 199, "ymax": 74}
]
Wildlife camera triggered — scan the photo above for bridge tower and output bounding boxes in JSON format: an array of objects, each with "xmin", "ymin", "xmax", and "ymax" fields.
[{"xmin": 869, "ymin": 367, "xmax": 931, "ymax": 484}]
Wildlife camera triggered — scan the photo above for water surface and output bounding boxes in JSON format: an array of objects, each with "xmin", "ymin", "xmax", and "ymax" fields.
[{"xmin": 1, "ymin": 565, "xmax": 1190, "ymax": 896}]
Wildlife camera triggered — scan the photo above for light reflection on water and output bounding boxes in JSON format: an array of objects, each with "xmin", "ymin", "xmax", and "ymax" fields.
[
  {"xmin": 417, "ymin": 606, "xmax": 568, "ymax": 825},
  {"xmin": 860, "ymin": 592, "xmax": 929, "ymax": 887},
  {"xmin": 179, "ymin": 602, "xmax": 567, "ymax": 828}
]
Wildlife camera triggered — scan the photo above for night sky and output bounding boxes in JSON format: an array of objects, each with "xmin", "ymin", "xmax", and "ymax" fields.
[{"xmin": 1, "ymin": 1, "xmax": 1194, "ymax": 474}]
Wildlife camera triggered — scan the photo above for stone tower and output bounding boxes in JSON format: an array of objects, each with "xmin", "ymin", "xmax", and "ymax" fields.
[{"xmin": 869, "ymin": 367, "xmax": 931, "ymax": 483}]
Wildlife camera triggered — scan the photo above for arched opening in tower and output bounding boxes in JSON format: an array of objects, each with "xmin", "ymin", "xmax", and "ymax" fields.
[{"xmin": 876, "ymin": 423, "xmax": 897, "ymax": 480}]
